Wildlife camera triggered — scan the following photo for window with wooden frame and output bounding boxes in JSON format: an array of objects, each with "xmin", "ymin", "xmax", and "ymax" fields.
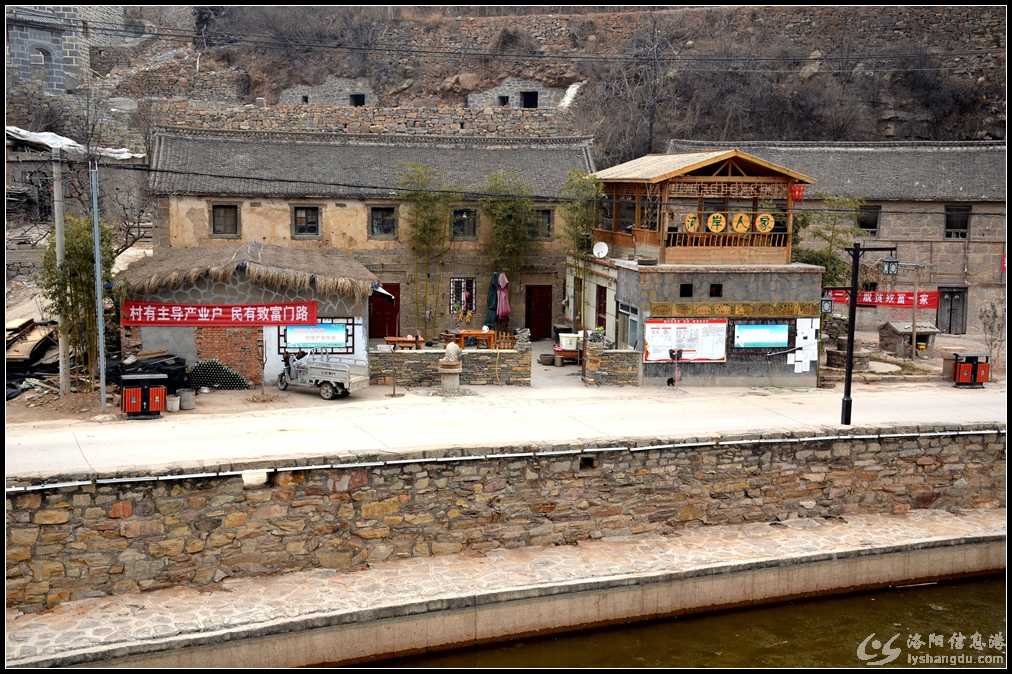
[
  {"xmin": 857, "ymin": 205, "xmax": 881, "ymax": 237},
  {"xmin": 210, "ymin": 203, "xmax": 240, "ymax": 238},
  {"xmin": 529, "ymin": 208, "xmax": 553, "ymax": 240},
  {"xmin": 944, "ymin": 204, "xmax": 971, "ymax": 239},
  {"xmin": 617, "ymin": 195, "xmax": 636, "ymax": 233},
  {"xmin": 451, "ymin": 208, "xmax": 478, "ymax": 240},
  {"xmin": 368, "ymin": 206, "xmax": 398, "ymax": 240},
  {"xmin": 450, "ymin": 277, "xmax": 476, "ymax": 314},
  {"xmin": 291, "ymin": 205, "xmax": 321, "ymax": 238},
  {"xmin": 598, "ymin": 195, "xmax": 614, "ymax": 231}
]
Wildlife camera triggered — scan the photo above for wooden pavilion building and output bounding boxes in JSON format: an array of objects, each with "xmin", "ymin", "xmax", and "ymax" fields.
[
  {"xmin": 591, "ymin": 149, "xmax": 815, "ymax": 265},
  {"xmin": 567, "ymin": 149, "xmax": 824, "ymax": 386}
]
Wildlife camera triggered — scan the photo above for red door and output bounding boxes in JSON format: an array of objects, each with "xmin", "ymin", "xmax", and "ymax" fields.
[
  {"xmin": 368, "ymin": 282, "xmax": 400, "ymax": 338},
  {"xmin": 595, "ymin": 284, "xmax": 608, "ymax": 329},
  {"xmin": 524, "ymin": 285, "xmax": 553, "ymax": 340}
]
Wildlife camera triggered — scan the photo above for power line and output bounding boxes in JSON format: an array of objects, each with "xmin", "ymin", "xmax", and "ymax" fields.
[
  {"xmin": 59, "ymin": 159, "xmax": 1009, "ymax": 217},
  {"xmin": 12, "ymin": 8, "xmax": 1005, "ymax": 73}
]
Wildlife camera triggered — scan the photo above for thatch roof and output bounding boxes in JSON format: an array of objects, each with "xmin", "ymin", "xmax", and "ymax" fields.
[{"xmin": 117, "ymin": 241, "xmax": 378, "ymax": 302}]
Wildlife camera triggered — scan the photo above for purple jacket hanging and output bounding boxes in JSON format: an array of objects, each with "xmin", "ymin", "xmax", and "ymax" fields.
[{"xmin": 496, "ymin": 272, "xmax": 511, "ymax": 319}]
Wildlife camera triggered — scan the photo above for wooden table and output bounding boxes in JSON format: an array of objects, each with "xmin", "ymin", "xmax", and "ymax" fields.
[
  {"xmin": 443, "ymin": 330, "xmax": 496, "ymax": 350},
  {"xmin": 553, "ymin": 346, "xmax": 582, "ymax": 365},
  {"xmin": 384, "ymin": 335, "xmax": 423, "ymax": 350}
]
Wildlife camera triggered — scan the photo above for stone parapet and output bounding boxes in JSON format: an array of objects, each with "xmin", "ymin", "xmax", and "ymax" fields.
[
  {"xmin": 584, "ymin": 344, "xmax": 641, "ymax": 385},
  {"xmin": 369, "ymin": 348, "xmax": 531, "ymax": 387},
  {"xmin": 4, "ymin": 423, "xmax": 1005, "ymax": 611}
]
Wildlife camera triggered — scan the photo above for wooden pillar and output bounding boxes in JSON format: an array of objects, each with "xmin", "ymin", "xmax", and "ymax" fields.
[{"xmin": 786, "ymin": 187, "xmax": 794, "ymax": 264}]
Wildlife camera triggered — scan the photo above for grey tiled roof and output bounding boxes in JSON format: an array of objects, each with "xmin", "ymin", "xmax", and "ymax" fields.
[
  {"xmin": 150, "ymin": 128, "xmax": 595, "ymax": 200},
  {"xmin": 665, "ymin": 139, "xmax": 1006, "ymax": 202}
]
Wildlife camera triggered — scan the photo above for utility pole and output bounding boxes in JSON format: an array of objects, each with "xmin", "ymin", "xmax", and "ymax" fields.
[
  {"xmin": 841, "ymin": 243, "xmax": 897, "ymax": 425},
  {"xmin": 51, "ymin": 148, "xmax": 70, "ymax": 397},
  {"xmin": 897, "ymin": 261, "xmax": 926, "ymax": 359},
  {"xmin": 89, "ymin": 158, "xmax": 107, "ymax": 410}
]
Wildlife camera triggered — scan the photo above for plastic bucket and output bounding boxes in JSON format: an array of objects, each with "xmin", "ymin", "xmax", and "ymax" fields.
[
  {"xmin": 166, "ymin": 395, "xmax": 181, "ymax": 413},
  {"xmin": 177, "ymin": 388, "xmax": 196, "ymax": 410}
]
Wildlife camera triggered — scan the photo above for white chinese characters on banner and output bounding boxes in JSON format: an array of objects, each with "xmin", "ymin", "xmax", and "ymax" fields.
[{"xmin": 122, "ymin": 301, "xmax": 316, "ymax": 326}]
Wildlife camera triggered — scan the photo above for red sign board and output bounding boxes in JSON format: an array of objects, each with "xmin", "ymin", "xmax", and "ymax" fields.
[
  {"xmin": 122, "ymin": 301, "xmax": 318, "ymax": 326},
  {"xmin": 829, "ymin": 290, "xmax": 938, "ymax": 309}
]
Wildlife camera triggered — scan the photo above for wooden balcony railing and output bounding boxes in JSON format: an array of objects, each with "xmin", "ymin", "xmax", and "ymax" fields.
[{"xmin": 665, "ymin": 231, "xmax": 788, "ymax": 248}]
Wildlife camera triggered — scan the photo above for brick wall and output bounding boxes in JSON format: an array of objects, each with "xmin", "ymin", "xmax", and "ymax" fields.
[
  {"xmin": 5, "ymin": 423, "xmax": 1004, "ymax": 611},
  {"xmin": 369, "ymin": 348, "xmax": 532, "ymax": 386},
  {"xmin": 584, "ymin": 343, "xmax": 641, "ymax": 385},
  {"xmin": 194, "ymin": 327, "xmax": 263, "ymax": 385}
]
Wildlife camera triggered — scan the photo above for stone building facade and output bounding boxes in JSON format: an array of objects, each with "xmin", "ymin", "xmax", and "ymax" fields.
[
  {"xmin": 667, "ymin": 139, "xmax": 1007, "ymax": 334},
  {"xmin": 6, "ymin": 5, "xmax": 131, "ymax": 93},
  {"xmin": 148, "ymin": 128, "xmax": 596, "ymax": 340},
  {"xmin": 466, "ymin": 77, "xmax": 567, "ymax": 110},
  {"xmin": 279, "ymin": 77, "xmax": 376, "ymax": 107}
]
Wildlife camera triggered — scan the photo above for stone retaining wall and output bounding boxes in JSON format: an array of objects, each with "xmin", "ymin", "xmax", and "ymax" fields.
[
  {"xmin": 5, "ymin": 423, "xmax": 1004, "ymax": 611},
  {"xmin": 146, "ymin": 99, "xmax": 576, "ymax": 137},
  {"xmin": 368, "ymin": 348, "xmax": 531, "ymax": 387},
  {"xmin": 584, "ymin": 344, "xmax": 641, "ymax": 386}
]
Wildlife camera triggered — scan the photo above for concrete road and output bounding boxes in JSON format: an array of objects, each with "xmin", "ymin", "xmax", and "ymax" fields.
[{"xmin": 5, "ymin": 381, "xmax": 1006, "ymax": 479}]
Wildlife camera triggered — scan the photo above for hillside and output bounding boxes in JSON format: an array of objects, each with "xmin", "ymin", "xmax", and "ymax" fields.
[{"xmin": 15, "ymin": 6, "xmax": 1010, "ymax": 165}]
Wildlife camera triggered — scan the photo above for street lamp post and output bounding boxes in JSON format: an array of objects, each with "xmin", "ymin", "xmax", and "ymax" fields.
[{"xmin": 841, "ymin": 243, "xmax": 897, "ymax": 425}]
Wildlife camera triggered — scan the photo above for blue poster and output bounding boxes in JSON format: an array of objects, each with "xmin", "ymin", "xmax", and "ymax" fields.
[
  {"xmin": 285, "ymin": 323, "xmax": 348, "ymax": 349},
  {"xmin": 734, "ymin": 324, "xmax": 789, "ymax": 348}
]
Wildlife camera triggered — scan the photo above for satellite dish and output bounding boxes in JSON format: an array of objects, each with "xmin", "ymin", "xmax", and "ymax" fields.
[{"xmin": 593, "ymin": 242, "xmax": 609, "ymax": 259}]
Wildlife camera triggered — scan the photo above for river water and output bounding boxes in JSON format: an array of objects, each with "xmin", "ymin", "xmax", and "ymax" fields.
[{"xmin": 365, "ymin": 576, "xmax": 1006, "ymax": 668}]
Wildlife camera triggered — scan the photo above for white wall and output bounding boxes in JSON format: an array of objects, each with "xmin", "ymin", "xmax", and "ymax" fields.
[{"xmin": 262, "ymin": 319, "xmax": 368, "ymax": 385}]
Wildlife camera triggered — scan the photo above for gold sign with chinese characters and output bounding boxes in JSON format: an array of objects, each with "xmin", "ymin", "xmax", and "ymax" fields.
[
  {"xmin": 730, "ymin": 212, "xmax": 751, "ymax": 233},
  {"xmin": 754, "ymin": 212, "xmax": 776, "ymax": 233},
  {"xmin": 683, "ymin": 213, "xmax": 700, "ymax": 232},
  {"xmin": 649, "ymin": 301, "xmax": 820, "ymax": 318},
  {"xmin": 706, "ymin": 212, "xmax": 727, "ymax": 233}
]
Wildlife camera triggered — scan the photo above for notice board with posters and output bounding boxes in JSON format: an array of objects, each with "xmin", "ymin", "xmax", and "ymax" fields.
[{"xmin": 643, "ymin": 318, "xmax": 728, "ymax": 363}]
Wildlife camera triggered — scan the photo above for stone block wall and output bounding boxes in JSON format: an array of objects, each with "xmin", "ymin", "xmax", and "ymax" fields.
[
  {"xmin": 147, "ymin": 100, "xmax": 576, "ymax": 137},
  {"xmin": 584, "ymin": 344, "xmax": 641, "ymax": 385},
  {"xmin": 279, "ymin": 77, "xmax": 376, "ymax": 106},
  {"xmin": 368, "ymin": 348, "xmax": 532, "ymax": 386},
  {"xmin": 4, "ymin": 424, "xmax": 1004, "ymax": 611},
  {"xmin": 466, "ymin": 77, "xmax": 567, "ymax": 109}
]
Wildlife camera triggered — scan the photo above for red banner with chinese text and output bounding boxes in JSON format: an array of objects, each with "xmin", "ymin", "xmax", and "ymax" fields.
[
  {"xmin": 829, "ymin": 290, "xmax": 938, "ymax": 309},
  {"xmin": 121, "ymin": 301, "xmax": 318, "ymax": 326}
]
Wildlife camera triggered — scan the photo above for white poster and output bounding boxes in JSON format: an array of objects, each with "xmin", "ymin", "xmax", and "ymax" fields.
[{"xmin": 643, "ymin": 319, "xmax": 727, "ymax": 363}]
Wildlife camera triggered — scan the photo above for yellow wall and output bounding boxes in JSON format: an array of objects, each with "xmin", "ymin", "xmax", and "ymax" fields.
[{"xmin": 166, "ymin": 197, "xmax": 571, "ymax": 255}]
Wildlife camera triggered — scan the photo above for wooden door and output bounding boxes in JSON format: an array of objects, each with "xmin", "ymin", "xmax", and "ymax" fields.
[
  {"xmin": 595, "ymin": 284, "xmax": 608, "ymax": 329},
  {"xmin": 368, "ymin": 282, "xmax": 400, "ymax": 338},
  {"xmin": 573, "ymin": 276, "xmax": 584, "ymax": 330},
  {"xmin": 525, "ymin": 285, "xmax": 553, "ymax": 340},
  {"xmin": 937, "ymin": 287, "xmax": 967, "ymax": 335}
]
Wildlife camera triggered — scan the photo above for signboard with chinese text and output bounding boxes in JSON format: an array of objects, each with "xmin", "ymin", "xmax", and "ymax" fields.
[
  {"xmin": 122, "ymin": 301, "xmax": 317, "ymax": 326},
  {"xmin": 734, "ymin": 324, "xmax": 790, "ymax": 348},
  {"xmin": 828, "ymin": 290, "xmax": 938, "ymax": 309},
  {"xmin": 283, "ymin": 323, "xmax": 348, "ymax": 350},
  {"xmin": 643, "ymin": 318, "xmax": 727, "ymax": 363}
]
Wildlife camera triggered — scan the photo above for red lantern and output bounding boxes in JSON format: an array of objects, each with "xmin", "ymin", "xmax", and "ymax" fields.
[{"xmin": 789, "ymin": 184, "xmax": 807, "ymax": 202}]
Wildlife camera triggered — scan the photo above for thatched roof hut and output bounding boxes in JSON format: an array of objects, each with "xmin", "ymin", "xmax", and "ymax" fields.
[{"xmin": 117, "ymin": 241, "xmax": 378, "ymax": 302}]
